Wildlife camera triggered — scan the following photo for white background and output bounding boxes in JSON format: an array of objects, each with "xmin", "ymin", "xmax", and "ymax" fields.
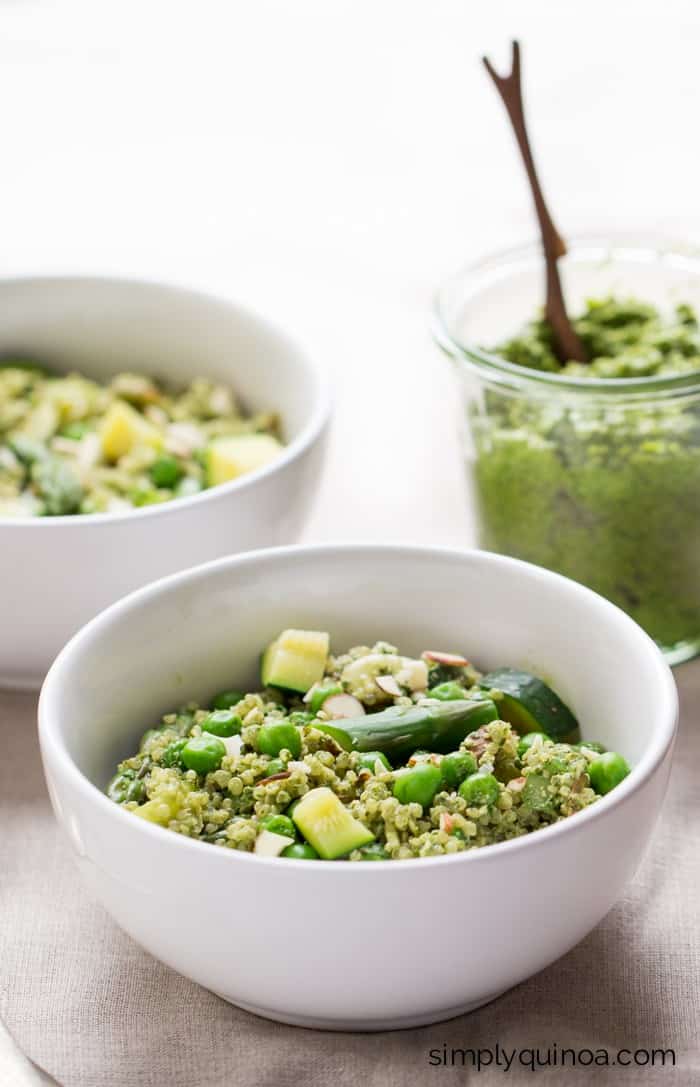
[{"xmin": 3, "ymin": 0, "xmax": 700, "ymax": 1080}]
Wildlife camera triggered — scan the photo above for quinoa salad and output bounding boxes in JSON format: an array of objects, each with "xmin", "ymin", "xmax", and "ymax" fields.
[
  {"xmin": 108, "ymin": 629, "xmax": 630, "ymax": 861},
  {"xmin": 0, "ymin": 363, "xmax": 283, "ymax": 516}
]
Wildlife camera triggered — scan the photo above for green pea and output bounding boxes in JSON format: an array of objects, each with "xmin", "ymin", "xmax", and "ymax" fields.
[
  {"xmin": 308, "ymin": 683, "xmax": 343, "ymax": 713},
  {"xmin": 107, "ymin": 770, "xmax": 135, "ymax": 803},
  {"xmin": 202, "ymin": 709, "xmax": 242, "ymax": 737},
  {"xmin": 288, "ymin": 711, "xmax": 315, "ymax": 727},
  {"xmin": 263, "ymin": 758, "xmax": 288, "ymax": 777},
  {"xmin": 588, "ymin": 752, "xmax": 630, "ymax": 795},
  {"xmin": 458, "ymin": 772, "xmax": 500, "ymax": 807},
  {"xmin": 256, "ymin": 760, "xmax": 284, "ymax": 778},
  {"xmin": 430, "ymin": 681, "xmax": 467, "ymax": 702},
  {"xmin": 261, "ymin": 814, "xmax": 297, "ymax": 838},
  {"xmin": 393, "ymin": 763, "xmax": 443, "ymax": 809},
  {"xmin": 357, "ymin": 842, "xmax": 390, "ymax": 861},
  {"xmin": 160, "ymin": 739, "xmax": 187, "ymax": 768},
  {"xmin": 212, "ymin": 689, "xmax": 244, "ymax": 711},
  {"xmin": 517, "ymin": 732, "xmax": 550, "ymax": 759},
  {"xmin": 281, "ymin": 842, "xmax": 319, "ymax": 859},
  {"xmin": 576, "ymin": 740, "xmax": 606, "ymax": 755},
  {"xmin": 357, "ymin": 751, "xmax": 392, "ymax": 773},
  {"xmin": 440, "ymin": 750, "xmax": 477, "ymax": 789},
  {"xmin": 150, "ymin": 455, "xmax": 183, "ymax": 488},
  {"xmin": 181, "ymin": 736, "xmax": 226, "ymax": 774},
  {"xmin": 256, "ymin": 722, "xmax": 302, "ymax": 760}
]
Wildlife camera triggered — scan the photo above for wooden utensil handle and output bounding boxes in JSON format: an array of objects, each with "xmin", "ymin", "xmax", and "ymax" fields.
[{"xmin": 483, "ymin": 41, "xmax": 587, "ymax": 364}]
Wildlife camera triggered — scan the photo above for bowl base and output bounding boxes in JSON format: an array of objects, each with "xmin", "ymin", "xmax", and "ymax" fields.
[{"xmin": 212, "ymin": 989, "xmax": 509, "ymax": 1032}]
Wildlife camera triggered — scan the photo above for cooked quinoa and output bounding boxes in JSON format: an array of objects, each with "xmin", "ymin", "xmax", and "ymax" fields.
[
  {"xmin": 0, "ymin": 364, "xmax": 282, "ymax": 516},
  {"xmin": 107, "ymin": 632, "xmax": 630, "ymax": 861}
]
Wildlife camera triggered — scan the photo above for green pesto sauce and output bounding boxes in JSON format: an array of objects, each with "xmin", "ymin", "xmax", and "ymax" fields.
[
  {"xmin": 496, "ymin": 297, "xmax": 700, "ymax": 378},
  {"xmin": 474, "ymin": 297, "xmax": 700, "ymax": 651}
]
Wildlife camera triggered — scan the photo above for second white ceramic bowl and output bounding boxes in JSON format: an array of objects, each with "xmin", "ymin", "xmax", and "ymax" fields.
[
  {"xmin": 39, "ymin": 545, "xmax": 677, "ymax": 1031},
  {"xmin": 0, "ymin": 277, "xmax": 329, "ymax": 687}
]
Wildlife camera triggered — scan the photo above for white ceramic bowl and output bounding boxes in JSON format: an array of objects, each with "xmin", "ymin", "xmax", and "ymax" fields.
[
  {"xmin": 0, "ymin": 277, "xmax": 329, "ymax": 688},
  {"xmin": 39, "ymin": 545, "xmax": 678, "ymax": 1031}
]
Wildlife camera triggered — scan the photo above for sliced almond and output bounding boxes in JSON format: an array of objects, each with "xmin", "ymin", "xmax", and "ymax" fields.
[
  {"xmin": 322, "ymin": 693, "xmax": 365, "ymax": 719},
  {"xmin": 422, "ymin": 650, "xmax": 471, "ymax": 667},
  {"xmin": 254, "ymin": 829, "xmax": 295, "ymax": 857},
  {"xmin": 222, "ymin": 733, "xmax": 243, "ymax": 759},
  {"xmin": 76, "ymin": 432, "xmax": 102, "ymax": 470},
  {"xmin": 202, "ymin": 731, "xmax": 242, "ymax": 760},
  {"xmin": 164, "ymin": 422, "xmax": 205, "ymax": 457},
  {"xmin": 50, "ymin": 436, "xmax": 82, "ymax": 457},
  {"xmin": 375, "ymin": 674, "xmax": 402, "ymax": 697},
  {"xmin": 144, "ymin": 404, "xmax": 169, "ymax": 428}
]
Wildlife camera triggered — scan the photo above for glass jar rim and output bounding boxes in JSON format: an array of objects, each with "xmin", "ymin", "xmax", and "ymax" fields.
[{"xmin": 433, "ymin": 234, "xmax": 700, "ymax": 401}]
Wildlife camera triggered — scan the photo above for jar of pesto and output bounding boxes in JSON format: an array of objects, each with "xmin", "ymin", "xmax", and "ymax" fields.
[{"xmin": 434, "ymin": 237, "xmax": 700, "ymax": 664}]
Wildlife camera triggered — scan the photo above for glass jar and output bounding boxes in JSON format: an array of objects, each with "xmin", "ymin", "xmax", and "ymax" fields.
[{"xmin": 434, "ymin": 237, "xmax": 700, "ymax": 665}]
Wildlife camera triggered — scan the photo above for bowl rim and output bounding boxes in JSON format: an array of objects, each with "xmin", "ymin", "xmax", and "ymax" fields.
[
  {"xmin": 432, "ymin": 232, "xmax": 700, "ymax": 398},
  {"xmin": 0, "ymin": 274, "xmax": 331, "ymax": 528},
  {"xmin": 38, "ymin": 543, "xmax": 679, "ymax": 872}
]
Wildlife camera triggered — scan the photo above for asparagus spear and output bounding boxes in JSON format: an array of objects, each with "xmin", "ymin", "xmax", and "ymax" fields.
[{"xmin": 316, "ymin": 697, "xmax": 498, "ymax": 760}]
